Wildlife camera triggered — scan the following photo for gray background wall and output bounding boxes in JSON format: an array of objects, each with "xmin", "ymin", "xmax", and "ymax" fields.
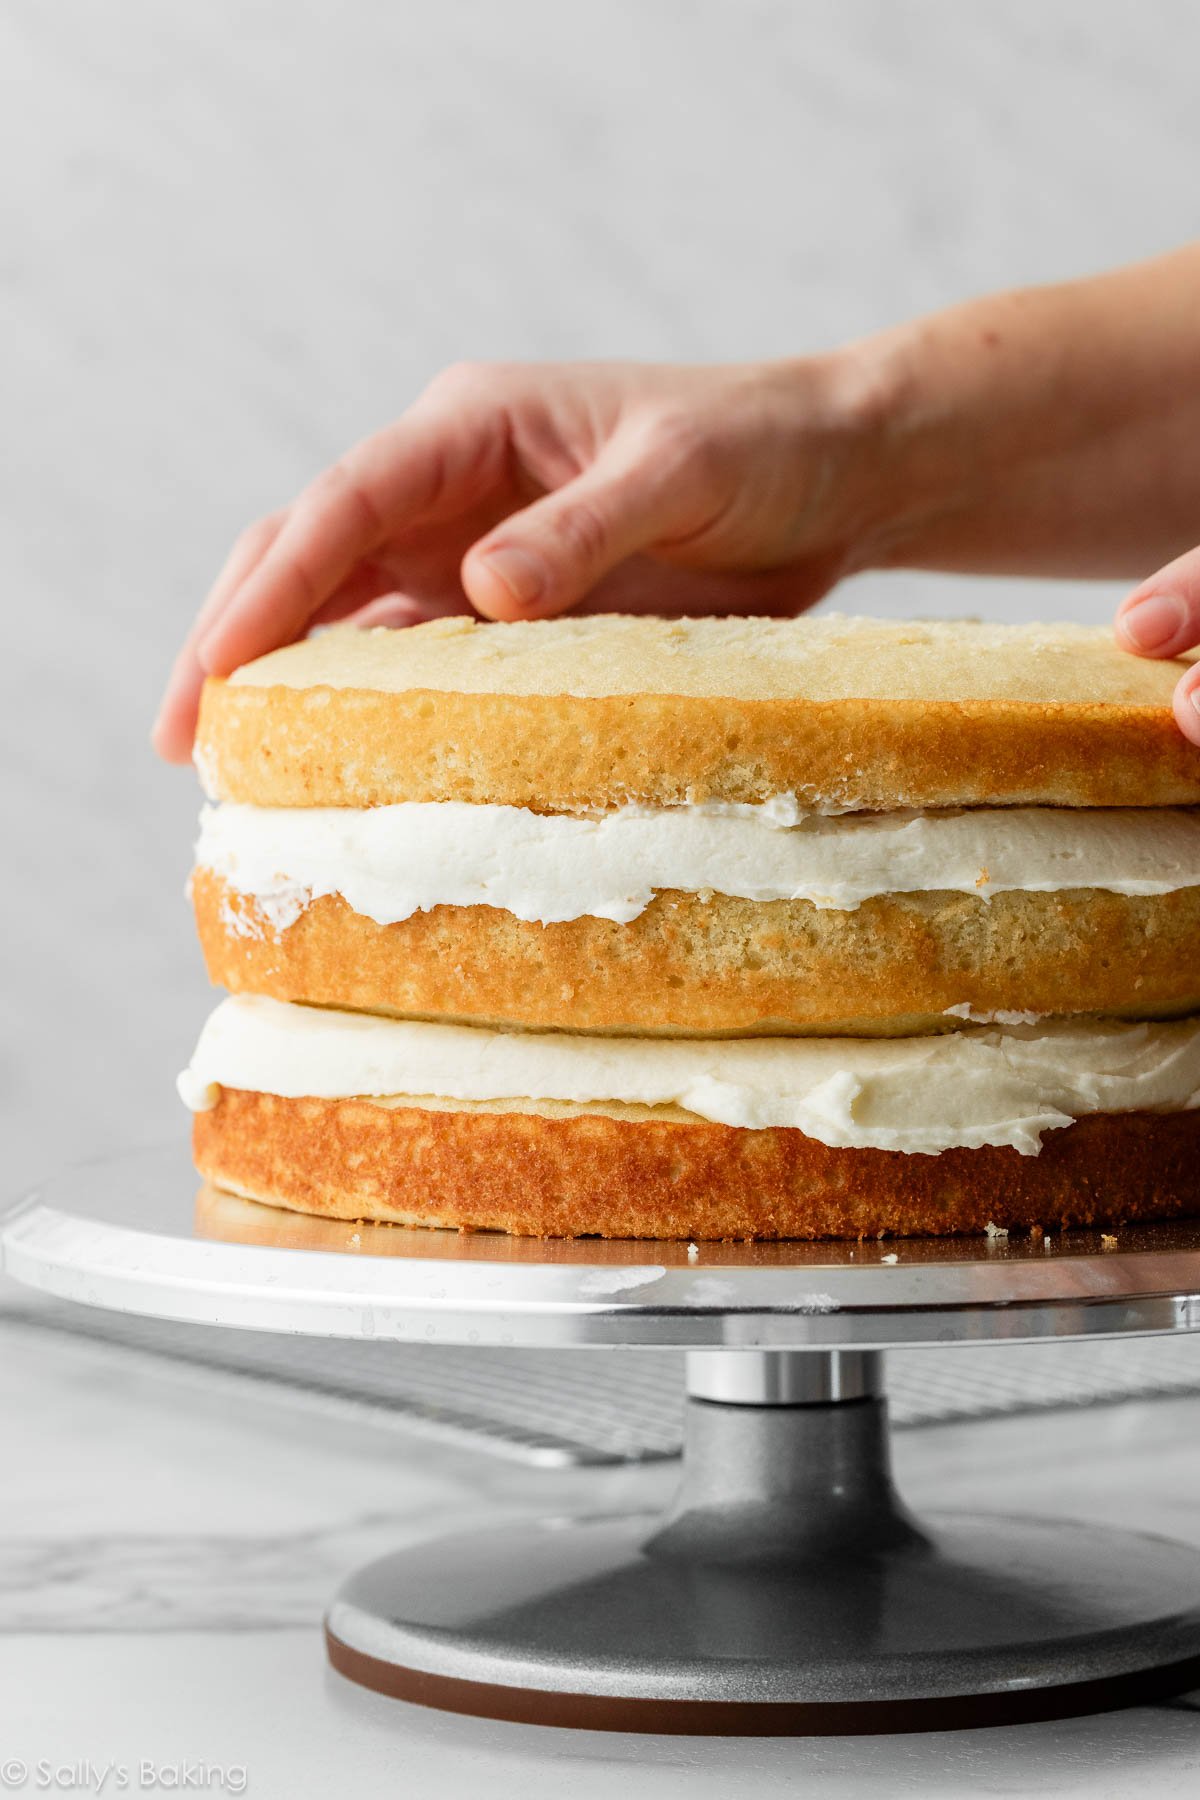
[{"xmin": 4, "ymin": 0, "xmax": 1198, "ymax": 1197}]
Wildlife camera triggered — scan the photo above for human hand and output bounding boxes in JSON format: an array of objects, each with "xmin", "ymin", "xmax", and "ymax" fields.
[
  {"xmin": 1115, "ymin": 548, "xmax": 1200, "ymax": 746},
  {"xmin": 152, "ymin": 355, "xmax": 888, "ymax": 761}
]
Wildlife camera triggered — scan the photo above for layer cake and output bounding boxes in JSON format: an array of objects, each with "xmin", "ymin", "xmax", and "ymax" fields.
[{"xmin": 179, "ymin": 613, "xmax": 1200, "ymax": 1238}]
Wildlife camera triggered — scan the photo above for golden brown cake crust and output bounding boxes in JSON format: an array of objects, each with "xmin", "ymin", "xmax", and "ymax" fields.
[
  {"xmin": 192, "ymin": 871, "xmax": 1200, "ymax": 1035},
  {"xmin": 193, "ymin": 1089, "xmax": 1200, "ymax": 1241},
  {"xmin": 195, "ymin": 616, "xmax": 1200, "ymax": 812},
  {"xmin": 197, "ymin": 685, "xmax": 1200, "ymax": 813}
]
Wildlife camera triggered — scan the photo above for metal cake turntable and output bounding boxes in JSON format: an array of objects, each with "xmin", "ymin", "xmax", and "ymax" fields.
[{"xmin": 5, "ymin": 1144, "xmax": 1200, "ymax": 1735}]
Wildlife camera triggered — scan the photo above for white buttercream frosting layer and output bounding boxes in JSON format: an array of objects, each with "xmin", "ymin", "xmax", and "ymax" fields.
[
  {"xmin": 178, "ymin": 996, "xmax": 1200, "ymax": 1157},
  {"xmin": 194, "ymin": 800, "xmax": 1200, "ymax": 930}
]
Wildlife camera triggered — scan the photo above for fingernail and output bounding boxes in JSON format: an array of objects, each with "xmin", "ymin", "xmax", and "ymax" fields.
[
  {"xmin": 478, "ymin": 545, "xmax": 546, "ymax": 607},
  {"xmin": 1190, "ymin": 685, "xmax": 1200, "ymax": 719},
  {"xmin": 1120, "ymin": 592, "xmax": 1188, "ymax": 652}
]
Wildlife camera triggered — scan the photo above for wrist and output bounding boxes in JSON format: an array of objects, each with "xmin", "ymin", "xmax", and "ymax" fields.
[
  {"xmin": 764, "ymin": 336, "xmax": 937, "ymax": 579},
  {"xmin": 818, "ymin": 326, "xmax": 952, "ymax": 574}
]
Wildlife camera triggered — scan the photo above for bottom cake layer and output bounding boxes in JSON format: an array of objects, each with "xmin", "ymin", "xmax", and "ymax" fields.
[{"xmin": 193, "ymin": 1091, "xmax": 1200, "ymax": 1240}]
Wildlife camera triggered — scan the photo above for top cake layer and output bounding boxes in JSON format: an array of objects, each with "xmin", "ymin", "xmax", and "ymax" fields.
[{"xmin": 195, "ymin": 613, "xmax": 1200, "ymax": 811}]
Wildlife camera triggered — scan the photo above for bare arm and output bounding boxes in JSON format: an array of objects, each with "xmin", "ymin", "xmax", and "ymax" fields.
[
  {"xmin": 860, "ymin": 244, "xmax": 1200, "ymax": 580},
  {"xmin": 154, "ymin": 245, "xmax": 1200, "ymax": 760}
]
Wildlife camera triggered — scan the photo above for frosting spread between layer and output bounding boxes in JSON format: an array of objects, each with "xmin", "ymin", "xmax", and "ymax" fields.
[
  {"xmin": 194, "ymin": 800, "xmax": 1200, "ymax": 929},
  {"xmin": 178, "ymin": 996, "xmax": 1200, "ymax": 1156}
]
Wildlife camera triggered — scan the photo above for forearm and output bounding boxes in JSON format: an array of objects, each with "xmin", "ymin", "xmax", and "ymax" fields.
[{"xmin": 851, "ymin": 244, "xmax": 1200, "ymax": 579}]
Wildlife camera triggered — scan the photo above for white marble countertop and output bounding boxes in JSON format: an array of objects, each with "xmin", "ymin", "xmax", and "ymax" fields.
[{"xmin": 3, "ymin": 1300, "xmax": 1200, "ymax": 1799}]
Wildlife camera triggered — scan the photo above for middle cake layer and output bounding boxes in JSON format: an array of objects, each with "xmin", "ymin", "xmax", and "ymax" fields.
[{"xmin": 192, "ymin": 801, "xmax": 1200, "ymax": 1034}]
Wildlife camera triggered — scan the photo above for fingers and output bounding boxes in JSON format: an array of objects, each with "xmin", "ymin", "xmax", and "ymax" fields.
[
  {"xmin": 304, "ymin": 562, "xmax": 410, "ymax": 629},
  {"xmin": 462, "ymin": 427, "xmax": 704, "ymax": 621},
  {"xmin": 1173, "ymin": 660, "xmax": 1200, "ymax": 745},
  {"xmin": 312, "ymin": 582, "xmax": 471, "ymax": 631},
  {"xmin": 1115, "ymin": 553, "xmax": 1200, "ymax": 658},
  {"xmin": 196, "ymin": 396, "xmax": 501, "ymax": 677},
  {"xmin": 1115, "ymin": 544, "xmax": 1200, "ymax": 746},
  {"xmin": 341, "ymin": 591, "xmax": 474, "ymax": 629},
  {"xmin": 151, "ymin": 511, "xmax": 284, "ymax": 762}
]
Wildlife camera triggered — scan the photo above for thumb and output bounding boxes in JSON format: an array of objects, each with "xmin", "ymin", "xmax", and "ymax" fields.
[
  {"xmin": 462, "ymin": 436, "xmax": 690, "ymax": 620},
  {"xmin": 1115, "ymin": 544, "xmax": 1200, "ymax": 746}
]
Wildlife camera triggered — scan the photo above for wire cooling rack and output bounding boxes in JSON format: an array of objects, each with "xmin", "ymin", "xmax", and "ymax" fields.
[{"xmin": 7, "ymin": 1295, "xmax": 1200, "ymax": 1466}]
